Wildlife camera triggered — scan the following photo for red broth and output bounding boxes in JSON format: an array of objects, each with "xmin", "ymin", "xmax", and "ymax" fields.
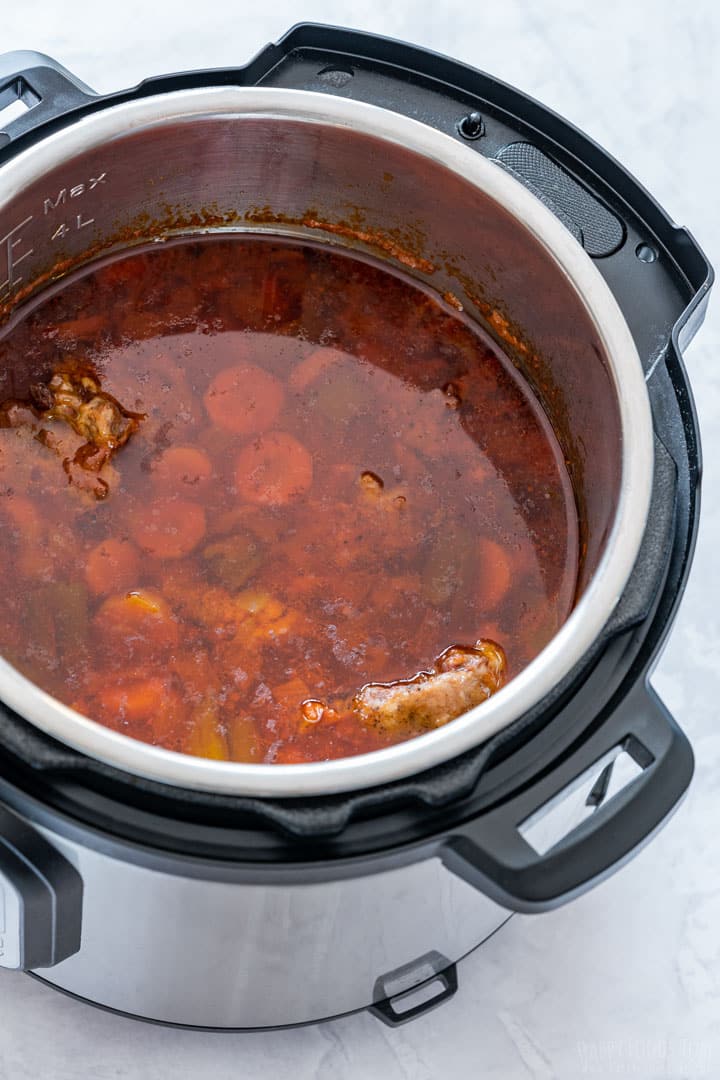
[{"xmin": 0, "ymin": 236, "xmax": 578, "ymax": 763}]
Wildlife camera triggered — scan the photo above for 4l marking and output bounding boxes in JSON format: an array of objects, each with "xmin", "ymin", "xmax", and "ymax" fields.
[{"xmin": 51, "ymin": 213, "xmax": 95, "ymax": 241}]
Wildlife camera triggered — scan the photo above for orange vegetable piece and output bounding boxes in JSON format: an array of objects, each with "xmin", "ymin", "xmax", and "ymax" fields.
[
  {"xmin": 94, "ymin": 589, "xmax": 179, "ymax": 653},
  {"xmin": 203, "ymin": 363, "xmax": 284, "ymax": 434},
  {"xmin": 184, "ymin": 693, "xmax": 229, "ymax": 761},
  {"xmin": 235, "ymin": 432, "xmax": 313, "ymax": 506},
  {"xmin": 85, "ymin": 538, "xmax": 140, "ymax": 596},
  {"xmin": 289, "ymin": 347, "xmax": 344, "ymax": 391},
  {"xmin": 146, "ymin": 686, "xmax": 187, "ymax": 745},
  {"xmin": 272, "ymin": 745, "xmax": 314, "ymax": 764},
  {"xmin": 92, "ymin": 670, "xmax": 186, "ymax": 746},
  {"xmin": 478, "ymin": 537, "xmax": 512, "ymax": 611},
  {"xmin": 99, "ymin": 677, "xmax": 170, "ymax": 722},
  {"xmin": 185, "ymin": 721, "xmax": 228, "ymax": 761},
  {"xmin": 1, "ymin": 495, "xmax": 46, "ymax": 578},
  {"xmin": 1, "ymin": 494, "xmax": 41, "ymax": 541},
  {"xmin": 132, "ymin": 498, "xmax": 206, "ymax": 558},
  {"xmin": 152, "ymin": 446, "xmax": 213, "ymax": 491}
]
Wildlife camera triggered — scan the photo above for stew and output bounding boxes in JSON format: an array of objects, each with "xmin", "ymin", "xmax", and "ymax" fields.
[{"xmin": 0, "ymin": 236, "xmax": 578, "ymax": 763}]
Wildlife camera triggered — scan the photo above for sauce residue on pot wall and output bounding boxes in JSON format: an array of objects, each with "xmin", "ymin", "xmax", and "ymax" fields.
[{"xmin": 0, "ymin": 234, "xmax": 578, "ymax": 764}]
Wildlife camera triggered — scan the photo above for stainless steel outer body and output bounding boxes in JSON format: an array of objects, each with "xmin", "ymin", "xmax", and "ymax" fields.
[
  {"xmin": 28, "ymin": 815, "xmax": 509, "ymax": 1027},
  {"xmin": 0, "ymin": 87, "xmax": 655, "ymax": 797}
]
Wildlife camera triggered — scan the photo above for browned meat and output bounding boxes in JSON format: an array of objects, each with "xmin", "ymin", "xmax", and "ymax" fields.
[
  {"xmin": 0, "ymin": 360, "xmax": 143, "ymax": 500},
  {"xmin": 353, "ymin": 640, "xmax": 506, "ymax": 735},
  {"xmin": 43, "ymin": 365, "xmax": 141, "ymax": 450}
]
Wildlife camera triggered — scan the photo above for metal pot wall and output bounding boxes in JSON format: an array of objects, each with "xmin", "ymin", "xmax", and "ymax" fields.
[{"xmin": 0, "ymin": 83, "xmax": 652, "ymax": 797}]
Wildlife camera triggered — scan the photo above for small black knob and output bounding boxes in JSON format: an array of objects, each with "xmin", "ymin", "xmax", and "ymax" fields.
[{"xmin": 458, "ymin": 111, "xmax": 485, "ymax": 140}]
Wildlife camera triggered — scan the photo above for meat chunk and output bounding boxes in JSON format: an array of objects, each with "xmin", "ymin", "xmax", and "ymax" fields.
[
  {"xmin": 0, "ymin": 360, "xmax": 143, "ymax": 501},
  {"xmin": 43, "ymin": 366, "xmax": 141, "ymax": 450},
  {"xmin": 353, "ymin": 640, "xmax": 506, "ymax": 735}
]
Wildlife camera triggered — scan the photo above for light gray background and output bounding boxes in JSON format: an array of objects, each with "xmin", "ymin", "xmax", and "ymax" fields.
[{"xmin": 0, "ymin": 2, "xmax": 718, "ymax": 1077}]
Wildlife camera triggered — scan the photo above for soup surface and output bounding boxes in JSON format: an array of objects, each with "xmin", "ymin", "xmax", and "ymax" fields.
[{"xmin": 0, "ymin": 235, "xmax": 578, "ymax": 763}]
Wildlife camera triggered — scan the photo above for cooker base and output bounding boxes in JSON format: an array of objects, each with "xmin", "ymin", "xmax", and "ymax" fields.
[{"xmin": 30, "ymin": 916, "xmax": 513, "ymax": 1029}]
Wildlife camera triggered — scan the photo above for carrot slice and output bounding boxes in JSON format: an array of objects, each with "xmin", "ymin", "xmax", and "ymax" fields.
[
  {"xmin": 235, "ymin": 432, "xmax": 313, "ymax": 506},
  {"xmin": 204, "ymin": 363, "xmax": 284, "ymax": 434},
  {"xmin": 132, "ymin": 498, "xmax": 206, "ymax": 558},
  {"xmin": 85, "ymin": 538, "xmax": 140, "ymax": 596},
  {"xmin": 478, "ymin": 537, "xmax": 512, "ymax": 611},
  {"xmin": 1, "ymin": 495, "xmax": 41, "ymax": 541},
  {"xmin": 151, "ymin": 446, "xmax": 213, "ymax": 492},
  {"xmin": 99, "ymin": 677, "xmax": 170, "ymax": 722},
  {"xmin": 95, "ymin": 589, "xmax": 179, "ymax": 653},
  {"xmin": 289, "ymin": 347, "xmax": 344, "ymax": 391}
]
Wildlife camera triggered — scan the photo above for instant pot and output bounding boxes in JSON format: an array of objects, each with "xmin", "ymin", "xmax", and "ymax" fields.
[{"xmin": 0, "ymin": 24, "xmax": 712, "ymax": 1028}]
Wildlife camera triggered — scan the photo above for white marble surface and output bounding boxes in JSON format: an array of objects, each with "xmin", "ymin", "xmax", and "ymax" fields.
[{"xmin": 0, "ymin": 2, "xmax": 718, "ymax": 1077}]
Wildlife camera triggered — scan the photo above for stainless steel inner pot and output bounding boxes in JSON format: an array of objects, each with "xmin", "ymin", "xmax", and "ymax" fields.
[{"xmin": 0, "ymin": 88, "xmax": 653, "ymax": 796}]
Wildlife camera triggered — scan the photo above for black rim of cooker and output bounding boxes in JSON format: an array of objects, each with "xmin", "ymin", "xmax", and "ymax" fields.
[{"xmin": 0, "ymin": 25, "xmax": 712, "ymax": 911}]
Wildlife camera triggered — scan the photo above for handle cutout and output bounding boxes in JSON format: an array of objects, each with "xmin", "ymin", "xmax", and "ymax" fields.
[
  {"xmin": 519, "ymin": 740, "xmax": 649, "ymax": 856},
  {"xmin": 386, "ymin": 976, "xmax": 448, "ymax": 1015},
  {"xmin": 0, "ymin": 79, "xmax": 40, "ymax": 131}
]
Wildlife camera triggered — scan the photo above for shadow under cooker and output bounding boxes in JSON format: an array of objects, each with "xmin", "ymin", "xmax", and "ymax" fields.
[{"xmin": 0, "ymin": 24, "xmax": 709, "ymax": 1028}]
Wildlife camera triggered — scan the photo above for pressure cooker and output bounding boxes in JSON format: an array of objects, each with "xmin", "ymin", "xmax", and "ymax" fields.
[{"xmin": 0, "ymin": 24, "xmax": 711, "ymax": 1028}]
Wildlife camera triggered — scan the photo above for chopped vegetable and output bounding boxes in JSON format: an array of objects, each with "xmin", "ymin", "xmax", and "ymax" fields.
[
  {"xmin": 478, "ymin": 537, "xmax": 512, "ymax": 611},
  {"xmin": 51, "ymin": 582, "xmax": 90, "ymax": 658},
  {"xmin": 289, "ymin": 347, "xmax": 344, "ymax": 391},
  {"xmin": 235, "ymin": 431, "xmax": 313, "ymax": 506},
  {"xmin": 229, "ymin": 716, "xmax": 262, "ymax": 762},
  {"xmin": 203, "ymin": 363, "xmax": 284, "ymax": 434},
  {"xmin": 131, "ymin": 498, "xmax": 207, "ymax": 558},
  {"xmin": 85, "ymin": 538, "xmax": 140, "ymax": 596},
  {"xmin": 184, "ymin": 693, "xmax": 229, "ymax": 760},
  {"xmin": 151, "ymin": 446, "xmax": 213, "ymax": 491},
  {"xmin": 202, "ymin": 533, "xmax": 263, "ymax": 590},
  {"xmin": 0, "ymin": 235, "xmax": 577, "ymax": 765},
  {"xmin": 99, "ymin": 677, "xmax": 171, "ymax": 723},
  {"xmin": 94, "ymin": 589, "xmax": 179, "ymax": 654}
]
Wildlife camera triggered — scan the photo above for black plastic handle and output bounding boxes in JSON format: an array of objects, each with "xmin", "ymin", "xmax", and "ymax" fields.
[
  {"xmin": 0, "ymin": 52, "xmax": 94, "ymax": 148},
  {"xmin": 441, "ymin": 682, "xmax": 693, "ymax": 912},
  {"xmin": 0, "ymin": 804, "xmax": 82, "ymax": 968}
]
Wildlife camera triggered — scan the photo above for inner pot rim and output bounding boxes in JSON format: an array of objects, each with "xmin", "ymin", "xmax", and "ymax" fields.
[{"xmin": 0, "ymin": 87, "xmax": 654, "ymax": 797}]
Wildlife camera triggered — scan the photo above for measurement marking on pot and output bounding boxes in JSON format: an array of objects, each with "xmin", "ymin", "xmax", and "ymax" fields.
[
  {"xmin": 51, "ymin": 213, "xmax": 95, "ymax": 241},
  {"xmin": 0, "ymin": 216, "xmax": 34, "ymax": 303},
  {"xmin": 43, "ymin": 172, "xmax": 108, "ymax": 216}
]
